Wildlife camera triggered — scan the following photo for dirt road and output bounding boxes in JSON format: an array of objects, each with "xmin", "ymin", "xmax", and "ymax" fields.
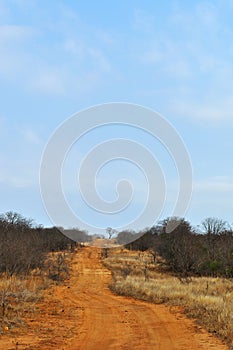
[{"xmin": 0, "ymin": 247, "xmax": 228, "ymax": 349}]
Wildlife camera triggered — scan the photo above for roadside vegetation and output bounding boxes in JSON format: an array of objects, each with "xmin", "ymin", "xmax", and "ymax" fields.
[
  {"xmin": 0, "ymin": 211, "xmax": 80, "ymax": 333},
  {"xmin": 1, "ymin": 210, "xmax": 233, "ymax": 347},
  {"xmin": 103, "ymin": 217, "xmax": 233, "ymax": 349}
]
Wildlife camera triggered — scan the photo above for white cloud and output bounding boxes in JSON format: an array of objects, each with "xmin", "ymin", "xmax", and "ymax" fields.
[
  {"xmin": 0, "ymin": 6, "xmax": 113, "ymax": 96},
  {"xmin": 0, "ymin": 161, "xmax": 37, "ymax": 188},
  {"xmin": 133, "ymin": 3, "xmax": 233, "ymax": 123},
  {"xmin": 0, "ymin": 24, "xmax": 33, "ymax": 42},
  {"xmin": 195, "ymin": 176, "xmax": 233, "ymax": 193},
  {"xmin": 0, "ymin": 24, "xmax": 38, "ymax": 83},
  {"xmin": 171, "ymin": 96, "xmax": 233, "ymax": 123},
  {"xmin": 133, "ymin": 8, "xmax": 156, "ymax": 33},
  {"xmin": 63, "ymin": 38, "xmax": 84, "ymax": 56},
  {"xmin": 21, "ymin": 128, "xmax": 41, "ymax": 145},
  {"xmin": 32, "ymin": 68, "xmax": 65, "ymax": 95},
  {"xmin": 170, "ymin": 1, "xmax": 219, "ymax": 33},
  {"xmin": 195, "ymin": 2, "xmax": 218, "ymax": 28}
]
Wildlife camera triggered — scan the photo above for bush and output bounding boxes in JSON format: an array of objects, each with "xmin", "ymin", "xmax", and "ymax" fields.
[{"xmin": 0, "ymin": 212, "xmax": 76, "ymax": 276}]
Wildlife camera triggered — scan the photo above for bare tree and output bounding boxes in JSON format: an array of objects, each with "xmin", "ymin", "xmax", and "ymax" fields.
[
  {"xmin": 106, "ymin": 227, "xmax": 117, "ymax": 239},
  {"xmin": 201, "ymin": 217, "xmax": 228, "ymax": 261},
  {"xmin": 0, "ymin": 211, "xmax": 34, "ymax": 231},
  {"xmin": 201, "ymin": 217, "xmax": 227, "ymax": 236}
]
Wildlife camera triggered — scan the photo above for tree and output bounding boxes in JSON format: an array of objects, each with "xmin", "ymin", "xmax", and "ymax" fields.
[
  {"xmin": 157, "ymin": 217, "xmax": 199, "ymax": 276},
  {"xmin": 0, "ymin": 211, "xmax": 34, "ymax": 231},
  {"xmin": 106, "ymin": 227, "xmax": 117, "ymax": 239},
  {"xmin": 217, "ymin": 230, "xmax": 233, "ymax": 277},
  {"xmin": 201, "ymin": 217, "xmax": 228, "ymax": 261},
  {"xmin": 116, "ymin": 230, "xmax": 135, "ymax": 245},
  {"xmin": 201, "ymin": 217, "xmax": 227, "ymax": 236}
]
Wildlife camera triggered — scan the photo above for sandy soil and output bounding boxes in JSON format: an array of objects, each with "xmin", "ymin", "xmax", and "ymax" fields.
[{"xmin": 0, "ymin": 247, "xmax": 228, "ymax": 349}]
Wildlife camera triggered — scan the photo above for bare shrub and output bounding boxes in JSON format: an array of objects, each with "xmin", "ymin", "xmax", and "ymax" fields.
[{"xmin": 46, "ymin": 253, "xmax": 70, "ymax": 282}]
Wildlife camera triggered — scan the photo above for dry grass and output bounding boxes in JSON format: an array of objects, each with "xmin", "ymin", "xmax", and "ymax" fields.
[
  {"xmin": 0, "ymin": 250, "xmax": 73, "ymax": 334},
  {"xmin": 104, "ymin": 249, "xmax": 233, "ymax": 349},
  {"xmin": 45, "ymin": 251, "xmax": 70, "ymax": 282},
  {"xmin": 0, "ymin": 273, "xmax": 46, "ymax": 333}
]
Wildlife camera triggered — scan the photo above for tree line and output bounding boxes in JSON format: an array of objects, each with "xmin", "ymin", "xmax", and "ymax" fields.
[
  {"xmin": 119, "ymin": 217, "xmax": 233, "ymax": 278},
  {"xmin": 1, "ymin": 211, "xmax": 233, "ymax": 278},
  {"xmin": 0, "ymin": 211, "xmax": 80, "ymax": 275}
]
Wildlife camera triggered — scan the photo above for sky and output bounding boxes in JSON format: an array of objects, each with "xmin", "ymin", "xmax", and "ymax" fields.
[{"xmin": 0, "ymin": 0, "xmax": 233, "ymax": 234}]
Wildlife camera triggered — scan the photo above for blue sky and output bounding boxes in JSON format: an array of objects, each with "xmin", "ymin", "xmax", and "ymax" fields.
[{"xmin": 0, "ymin": 0, "xmax": 233, "ymax": 232}]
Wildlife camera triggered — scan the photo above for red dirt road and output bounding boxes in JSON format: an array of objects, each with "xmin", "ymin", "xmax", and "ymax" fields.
[{"xmin": 0, "ymin": 247, "xmax": 228, "ymax": 349}]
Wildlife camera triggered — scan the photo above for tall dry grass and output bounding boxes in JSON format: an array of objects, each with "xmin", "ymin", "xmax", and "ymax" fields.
[
  {"xmin": 104, "ymin": 249, "xmax": 233, "ymax": 349},
  {"xmin": 0, "ymin": 249, "xmax": 73, "ymax": 333},
  {"xmin": 0, "ymin": 273, "xmax": 47, "ymax": 333}
]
